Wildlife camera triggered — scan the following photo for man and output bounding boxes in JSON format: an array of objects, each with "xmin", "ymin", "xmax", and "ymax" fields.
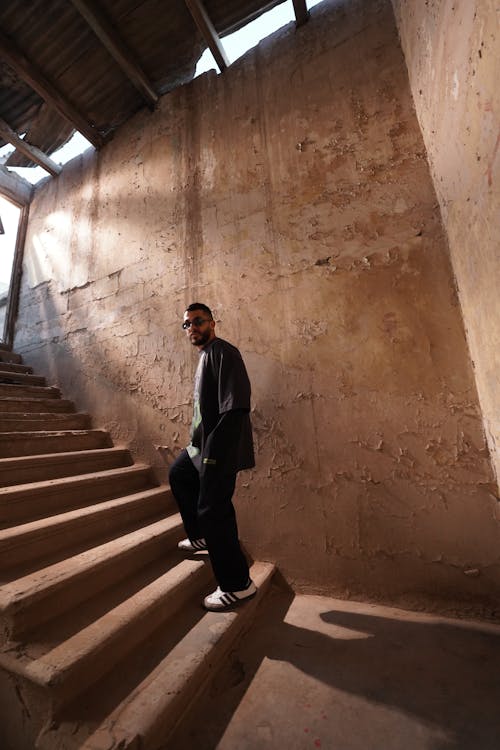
[{"xmin": 169, "ymin": 303, "xmax": 256, "ymax": 611}]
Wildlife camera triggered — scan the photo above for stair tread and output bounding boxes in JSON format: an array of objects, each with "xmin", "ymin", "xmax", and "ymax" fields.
[
  {"xmin": 0, "ymin": 514, "xmax": 183, "ymax": 615},
  {"xmin": 0, "ymin": 447, "xmax": 133, "ymax": 487},
  {"xmin": 76, "ymin": 562, "xmax": 275, "ymax": 750},
  {"xmin": 0, "ymin": 398, "xmax": 75, "ymax": 416},
  {"xmin": 0, "ymin": 484, "xmax": 169, "ymax": 548},
  {"xmin": 0, "ymin": 370, "xmax": 45, "ymax": 383},
  {"xmin": 13, "ymin": 558, "xmax": 210, "ymax": 689},
  {"xmin": 0, "ymin": 429, "xmax": 113, "ymax": 457},
  {"xmin": 0, "ymin": 462, "xmax": 153, "ymax": 499},
  {"xmin": 0, "ymin": 384, "xmax": 59, "ymax": 394},
  {"xmin": 0, "ymin": 369, "xmax": 40, "ymax": 374},
  {"xmin": 0, "ymin": 397, "xmax": 72, "ymax": 405},
  {"xmin": 0, "ymin": 412, "xmax": 89, "ymax": 419},
  {"xmin": 0, "ymin": 446, "xmax": 130, "ymax": 471},
  {"xmin": 0, "ymin": 429, "xmax": 108, "ymax": 438},
  {"xmin": 0, "ymin": 414, "xmax": 91, "ymax": 432},
  {"xmin": 0, "ymin": 363, "xmax": 33, "ymax": 374}
]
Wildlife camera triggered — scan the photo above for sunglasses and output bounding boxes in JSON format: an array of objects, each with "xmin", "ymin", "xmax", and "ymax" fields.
[{"xmin": 182, "ymin": 317, "xmax": 212, "ymax": 330}]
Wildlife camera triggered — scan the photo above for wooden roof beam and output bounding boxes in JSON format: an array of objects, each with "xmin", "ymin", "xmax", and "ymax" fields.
[
  {"xmin": 292, "ymin": 0, "xmax": 309, "ymax": 27},
  {"xmin": 0, "ymin": 117, "xmax": 62, "ymax": 178},
  {"xmin": 0, "ymin": 166, "xmax": 33, "ymax": 206},
  {"xmin": 69, "ymin": 0, "xmax": 158, "ymax": 109},
  {"xmin": 0, "ymin": 30, "xmax": 104, "ymax": 149},
  {"xmin": 184, "ymin": 0, "xmax": 229, "ymax": 72}
]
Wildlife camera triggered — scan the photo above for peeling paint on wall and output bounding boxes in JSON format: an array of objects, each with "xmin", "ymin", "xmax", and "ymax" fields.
[{"xmin": 14, "ymin": 0, "xmax": 500, "ymax": 609}]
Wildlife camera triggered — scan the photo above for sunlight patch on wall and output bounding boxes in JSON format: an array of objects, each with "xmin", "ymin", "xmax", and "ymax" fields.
[{"xmin": 27, "ymin": 208, "xmax": 74, "ymax": 289}]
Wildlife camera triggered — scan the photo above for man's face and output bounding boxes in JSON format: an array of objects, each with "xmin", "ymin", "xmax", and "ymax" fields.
[{"xmin": 183, "ymin": 309, "xmax": 215, "ymax": 348}]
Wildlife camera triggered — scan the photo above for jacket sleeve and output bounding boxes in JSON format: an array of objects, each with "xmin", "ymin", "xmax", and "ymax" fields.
[{"xmin": 216, "ymin": 346, "xmax": 251, "ymax": 413}]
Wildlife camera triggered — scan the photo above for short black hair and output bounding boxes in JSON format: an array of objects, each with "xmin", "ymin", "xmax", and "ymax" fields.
[{"xmin": 185, "ymin": 302, "xmax": 213, "ymax": 319}]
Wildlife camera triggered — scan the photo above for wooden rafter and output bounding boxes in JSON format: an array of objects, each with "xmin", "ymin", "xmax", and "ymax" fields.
[
  {"xmin": 184, "ymin": 0, "xmax": 229, "ymax": 72},
  {"xmin": 0, "ymin": 166, "xmax": 33, "ymax": 206},
  {"xmin": 292, "ymin": 0, "xmax": 309, "ymax": 27},
  {"xmin": 69, "ymin": 0, "xmax": 158, "ymax": 109},
  {"xmin": 0, "ymin": 29, "xmax": 104, "ymax": 149},
  {"xmin": 0, "ymin": 117, "xmax": 62, "ymax": 177}
]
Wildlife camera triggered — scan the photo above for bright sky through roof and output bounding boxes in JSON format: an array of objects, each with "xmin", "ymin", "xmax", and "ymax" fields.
[
  {"xmin": 196, "ymin": 0, "xmax": 325, "ymax": 75},
  {"xmin": 1, "ymin": 0, "xmax": 326, "ymax": 186},
  {"xmin": 0, "ymin": 131, "xmax": 92, "ymax": 186}
]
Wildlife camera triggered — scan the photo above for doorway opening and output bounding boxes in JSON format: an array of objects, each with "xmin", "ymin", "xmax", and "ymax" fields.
[{"xmin": 0, "ymin": 195, "xmax": 22, "ymax": 345}]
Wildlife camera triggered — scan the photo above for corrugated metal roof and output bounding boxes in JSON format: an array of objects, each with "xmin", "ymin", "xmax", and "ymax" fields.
[{"xmin": 0, "ymin": 0, "xmax": 287, "ymax": 169}]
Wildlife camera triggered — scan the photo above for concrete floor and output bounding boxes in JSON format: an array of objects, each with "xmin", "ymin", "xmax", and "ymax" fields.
[{"xmin": 168, "ymin": 585, "xmax": 500, "ymax": 750}]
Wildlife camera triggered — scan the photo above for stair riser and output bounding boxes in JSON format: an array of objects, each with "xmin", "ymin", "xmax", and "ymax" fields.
[
  {"xmin": 0, "ymin": 432, "xmax": 113, "ymax": 458},
  {"xmin": 0, "ymin": 398, "xmax": 74, "ymax": 414},
  {"xmin": 50, "ymin": 564, "xmax": 212, "ymax": 712},
  {"xmin": 0, "ymin": 468, "xmax": 156, "ymax": 527},
  {"xmin": 0, "ymin": 415, "xmax": 91, "ymax": 432},
  {"xmin": 0, "ymin": 449, "xmax": 134, "ymax": 488},
  {"xmin": 0, "ymin": 384, "xmax": 59, "ymax": 399},
  {"xmin": 4, "ymin": 524, "xmax": 183, "ymax": 639},
  {"xmin": 0, "ymin": 373, "xmax": 46, "ymax": 386},
  {"xmin": 0, "ymin": 493, "xmax": 169, "ymax": 571}
]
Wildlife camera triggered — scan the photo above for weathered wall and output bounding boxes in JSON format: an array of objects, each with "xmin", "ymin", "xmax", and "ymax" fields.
[
  {"xmin": 15, "ymin": 0, "xmax": 500, "ymax": 610},
  {"xmin": 391, "ymin": 0, "xmax": 500, "ymax": 487}
]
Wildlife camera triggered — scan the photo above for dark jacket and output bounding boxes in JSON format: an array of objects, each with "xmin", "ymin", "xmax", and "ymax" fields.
[{"xmin": 189, "ymin": 337, "xmax": 255, "ymax": 474}]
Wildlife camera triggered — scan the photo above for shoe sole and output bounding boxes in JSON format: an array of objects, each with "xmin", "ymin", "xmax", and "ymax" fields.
[
  {"xmin": 178, "ymin": 543, "xmax": 208, "ymax": 553},
  {"xmin": 203, "ymin": 589, "xmax": 257, "ymax": 612}
]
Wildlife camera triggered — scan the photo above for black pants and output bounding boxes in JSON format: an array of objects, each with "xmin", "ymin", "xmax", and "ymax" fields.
[{"xmin": 169, "ymin": 449, "xmax": 249, "ymax": 592}]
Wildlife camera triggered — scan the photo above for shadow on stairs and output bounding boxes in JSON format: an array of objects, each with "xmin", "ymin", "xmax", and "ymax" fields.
[{"xmin": 0, "ymin": 348, "xmax": 275, "ymax": 750}]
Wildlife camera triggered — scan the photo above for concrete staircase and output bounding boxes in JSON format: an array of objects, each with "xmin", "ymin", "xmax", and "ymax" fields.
[{"xmin": 0, "ymin": 347, "xmax": 275, "ymax": 750}]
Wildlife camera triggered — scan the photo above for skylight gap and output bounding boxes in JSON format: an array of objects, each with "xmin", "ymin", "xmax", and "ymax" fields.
[
  {"xmin": 195, "ymin": 0, "xmax": 326, "ymax": 76},
  {"xmin": 0, "ymin": 0, "xmax": 327, "ymax": 184}
]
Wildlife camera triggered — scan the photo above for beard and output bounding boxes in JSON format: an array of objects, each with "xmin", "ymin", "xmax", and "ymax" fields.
[{"xmin": 190, "ymin": 329, "xmax": 211, "ymax": 347}]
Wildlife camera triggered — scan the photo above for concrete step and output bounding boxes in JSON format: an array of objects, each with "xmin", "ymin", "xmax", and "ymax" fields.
[
  {"xmin": 0, "ymin": 485, "xmax": 171, "ymax": 572},
  {"xmin": 0, "ymin": 350, "xmax": 22, "ymax": 364},
  {"xmin": 62, "ymin": 562, "xmax": 274, "ymax": 750},
  {"xmin": 0, "ymin": 370, "xmax": 46, "ymax": 386},
  {"xmin": 0, "ymin": 383, "xmax": 60, "ymax": 399},
  {"xmin": 0, "ymin": 464, "xmax": 156, "ymax": 527},
  {"xmin": 0, "ymin": 362, "xmax": 33, "ymax": 375},
  {"xmin": 0, "ymin": 447, "xmax": 134, "ymax": 487},
  {"xmin": 0, "ymin": 396, "xmax": 75, "ymax": 414},
  {"xmin": 0, "ymin": 429, "xmax": 113, "ymax": 458},
  {"xmin": 10, "ymin": 559, "xmax": 213, "ymax": 713},
  {"xmin": 0, "ymin": 513, "xmax": 184, "ymax": 639},
  {"xmin": 0, "ymin": 412, "xmax": 91, "ymax": 432}
]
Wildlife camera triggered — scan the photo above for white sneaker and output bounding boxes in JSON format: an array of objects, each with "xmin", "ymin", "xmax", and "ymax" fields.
[
  {"xmin": 203, "ymin": 579, "xmax": 257, "ymax": 611},
  {"xmin": 177, "ymin": 538, "xmax": 208, "ymax": 553}
]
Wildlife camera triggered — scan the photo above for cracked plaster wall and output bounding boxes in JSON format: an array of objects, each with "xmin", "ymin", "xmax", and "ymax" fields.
[
  {"xmin": 391, "ymin": 0, "xmax": 500, "ymax": 488},
  {"xmin": 14, "ymin": 0, "xmax": 500, "ymax": 609}
]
